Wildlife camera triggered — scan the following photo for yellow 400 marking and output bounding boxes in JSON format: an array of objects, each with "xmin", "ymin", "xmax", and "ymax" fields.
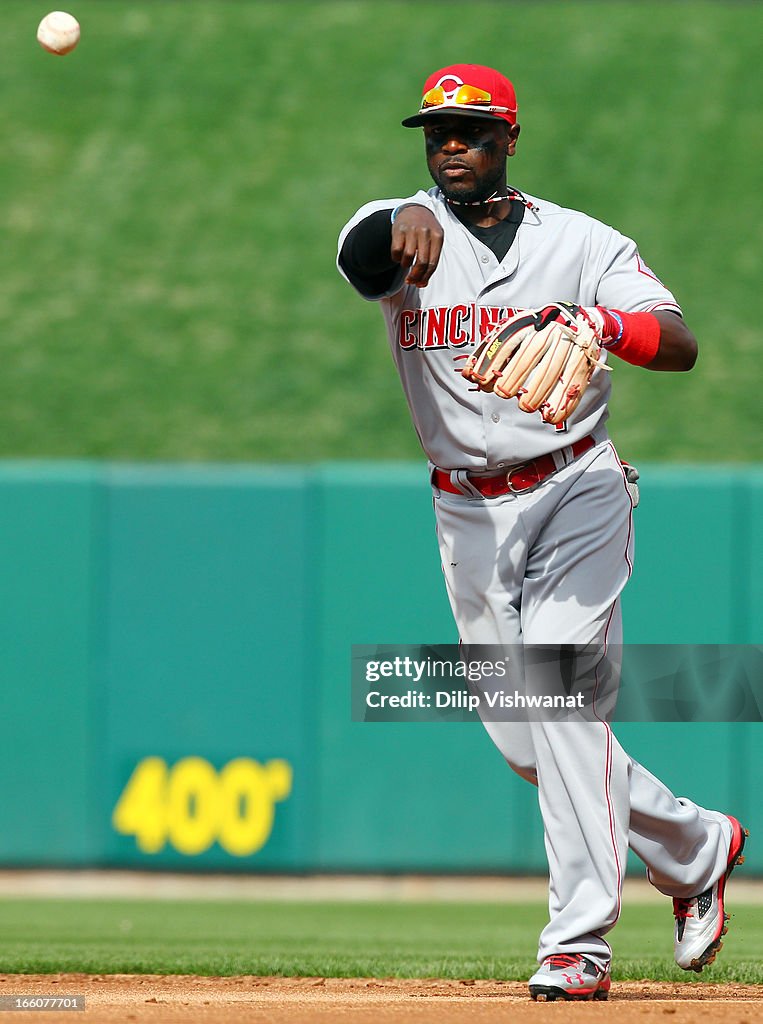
[{"xmin": 112, "ymin": 756, "xmax": 293, "ymax": 856}]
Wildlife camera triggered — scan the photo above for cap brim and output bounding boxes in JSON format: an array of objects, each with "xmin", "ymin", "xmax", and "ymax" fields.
[{"xmin": 401, "ymin": 107, "xmax": 507, "ymax": 128}]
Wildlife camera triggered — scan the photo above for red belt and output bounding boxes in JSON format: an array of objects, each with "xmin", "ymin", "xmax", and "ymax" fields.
[{"xmin": 433, "ymin": 435, "xmax": 596, "ymax": 498}]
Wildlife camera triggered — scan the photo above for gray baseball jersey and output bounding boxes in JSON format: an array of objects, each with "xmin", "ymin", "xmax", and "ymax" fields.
[{"xmin": 338, "ymin": 188, "xmax": 681, "ymax": 469}]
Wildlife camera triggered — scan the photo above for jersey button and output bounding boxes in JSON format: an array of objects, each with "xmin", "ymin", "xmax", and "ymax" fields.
[
  {"xmin": 491, "ymin": 412, "xmax": 501, "ymax": 423},
  {"xmin": 480, "ymin": 255, "xmax": 489, "ymax": 264}
]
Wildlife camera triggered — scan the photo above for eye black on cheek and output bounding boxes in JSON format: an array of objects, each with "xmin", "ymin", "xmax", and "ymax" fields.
[{"xmin": 474, "ymin": 136, "xmax": 498, "ymax": 153}]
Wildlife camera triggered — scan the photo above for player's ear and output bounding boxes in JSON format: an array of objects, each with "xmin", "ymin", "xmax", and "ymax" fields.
[{"xmin": 507, "ymin": 123, "xmax": 520, "ymax": 157}]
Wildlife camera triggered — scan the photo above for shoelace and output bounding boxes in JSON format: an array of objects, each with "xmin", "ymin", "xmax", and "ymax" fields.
[
  {"xmin": 546, "ymin": 954, "xmax": 586, "ymax": 970},
  {"xmin": 673, "ymin": 898, "xmax": 695, "ymax": 921}
]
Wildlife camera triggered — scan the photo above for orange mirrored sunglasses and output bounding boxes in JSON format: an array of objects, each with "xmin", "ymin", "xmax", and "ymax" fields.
[{"xmin": 420, "ymin": 84, "xmax": 509, "ymax": 113}]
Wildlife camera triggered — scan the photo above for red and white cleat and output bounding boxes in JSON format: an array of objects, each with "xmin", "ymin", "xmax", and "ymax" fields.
[
  {"xmin": 528, "ymin": 953, "xmax": 611, "ymax": 1001},
  {"xmin": 674, "ymin": 814, "xmax": 749, "ymax": 972}
]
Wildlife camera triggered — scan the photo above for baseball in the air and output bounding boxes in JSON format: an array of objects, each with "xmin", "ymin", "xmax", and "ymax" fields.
[{"xmin": 37, "ymin": 11, "xmax": 80, "ymax": 55}]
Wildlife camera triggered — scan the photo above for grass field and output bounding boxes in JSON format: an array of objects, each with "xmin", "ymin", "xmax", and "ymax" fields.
[
  {"xmin": 2, "ymin": 897, "xmax": 763, "ymax": 984},
  {"xmin": 0, "ymin": 2, "xmax": 760, "ymax": 463}
]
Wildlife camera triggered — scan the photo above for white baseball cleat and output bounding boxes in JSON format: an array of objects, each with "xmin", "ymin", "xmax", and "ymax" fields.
[
  {"xmin": 673, "ymin": 814, "xmax": 748, "ymax": 972},
  {"xmin": 528, "ymin": 953, "xmax": 611, "ymax": 1001}
]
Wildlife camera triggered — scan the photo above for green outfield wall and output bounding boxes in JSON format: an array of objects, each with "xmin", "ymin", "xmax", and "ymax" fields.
[{"xmin": 0, "ymin": 461, "xmax": 760, "ymax": 875}]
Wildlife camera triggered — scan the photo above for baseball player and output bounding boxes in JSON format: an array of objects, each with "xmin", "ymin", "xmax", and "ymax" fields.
[{"xmin": 337, "ymin": 64, "xmax": 747, "ymax": 1001}]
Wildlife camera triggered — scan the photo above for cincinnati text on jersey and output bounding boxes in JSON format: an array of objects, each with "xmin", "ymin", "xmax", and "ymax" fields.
[{"xmin": 399, "ymin": 304, "xmax": 519, "ymax": 350}]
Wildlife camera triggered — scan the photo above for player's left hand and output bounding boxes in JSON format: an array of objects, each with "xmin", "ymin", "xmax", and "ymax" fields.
[{"xmin": 461, "ymin": 302, "xmax": 612, "ymax": 424}]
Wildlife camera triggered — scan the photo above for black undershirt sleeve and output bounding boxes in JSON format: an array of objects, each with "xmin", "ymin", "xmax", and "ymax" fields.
[
  {"xmin": 339, "ymin": 209, "xmax": 402, "ymax": 297},
  {"xmin": 340, "ymin": 200, "xmax": 526, "ymax": 297}
]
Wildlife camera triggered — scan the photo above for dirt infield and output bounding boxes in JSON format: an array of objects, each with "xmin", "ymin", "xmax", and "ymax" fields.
[{"xmin": 3, "ymin": 975, "xmax": 763, "ymax": 1024}]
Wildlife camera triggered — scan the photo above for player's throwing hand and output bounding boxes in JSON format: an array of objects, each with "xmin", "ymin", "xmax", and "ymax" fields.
[{"xmin": 390, "ymin": 205, "xmax": 444, "ymax": 288}]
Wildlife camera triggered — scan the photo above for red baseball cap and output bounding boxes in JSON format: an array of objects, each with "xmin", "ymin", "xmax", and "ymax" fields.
[{"xmin": 401, "ymin": 64, "xmax": 518, "ymax": 128}]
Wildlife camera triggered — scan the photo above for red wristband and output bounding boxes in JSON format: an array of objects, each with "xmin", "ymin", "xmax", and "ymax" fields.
[{"xmin": 596, "ymin": 307, "xmax": 661, "ymax": 367}]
